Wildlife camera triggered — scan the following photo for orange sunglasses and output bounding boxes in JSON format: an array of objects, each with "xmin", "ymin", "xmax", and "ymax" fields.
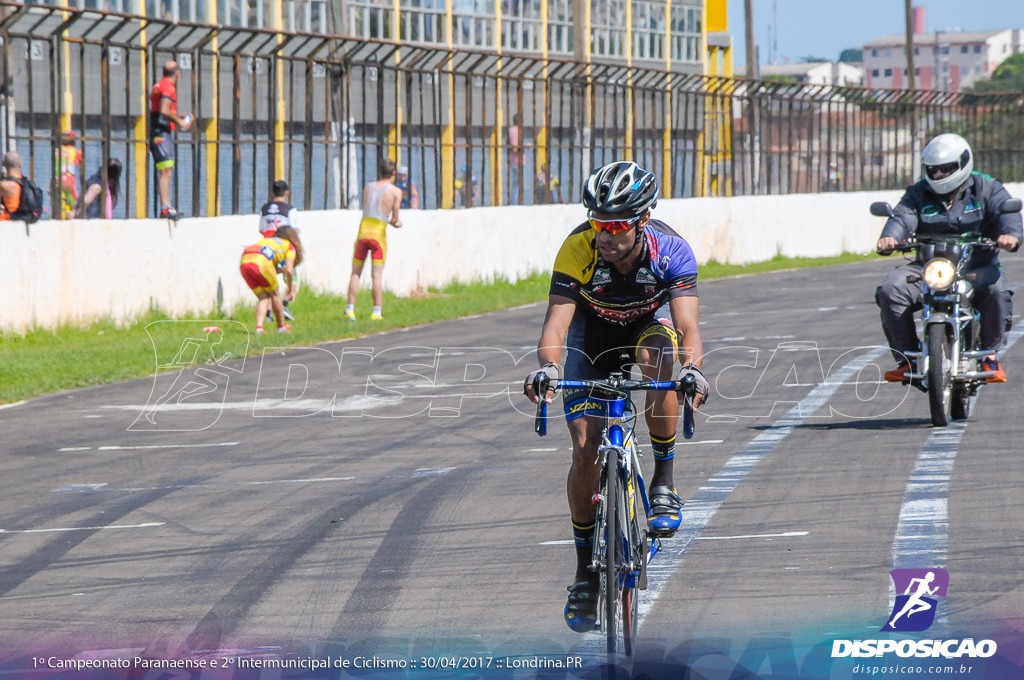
[{"xmin": 588, "ymin": 213, "xmax": 641, "ymax": 235}]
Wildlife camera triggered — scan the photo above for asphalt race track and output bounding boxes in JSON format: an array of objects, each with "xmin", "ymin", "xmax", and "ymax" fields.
[{"xmin": 2, "ymin": 256, "xmax": 1024, "ymax": 678}]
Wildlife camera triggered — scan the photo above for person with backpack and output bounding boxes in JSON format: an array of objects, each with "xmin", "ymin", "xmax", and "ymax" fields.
[{"xmin": 1, "ymin": 151, "xmax": 43, "ymax": 223}]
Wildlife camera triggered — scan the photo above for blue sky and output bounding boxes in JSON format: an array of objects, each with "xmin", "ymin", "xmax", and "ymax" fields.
[{"xmin": 726, "ymin": 0, "xmax": 1024, "ymax": 66}]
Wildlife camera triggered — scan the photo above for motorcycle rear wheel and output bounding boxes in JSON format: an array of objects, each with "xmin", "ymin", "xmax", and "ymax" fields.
[{"xmin": 951, "ymin": 387, "xmax": 971, "ymax": 421}]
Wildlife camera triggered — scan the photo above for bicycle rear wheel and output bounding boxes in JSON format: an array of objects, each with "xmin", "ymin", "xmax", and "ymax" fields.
[{"xmin": 603, "ymin": 448, "xmax": 620, "ymax": 655}]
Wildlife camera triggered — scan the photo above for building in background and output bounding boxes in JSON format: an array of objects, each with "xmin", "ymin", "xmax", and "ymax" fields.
[
  {"xmin": 735, "ymin": 61, "xmax": 863, "ymax": 86},
  {"xmin": 863, "ymin": 6, "xmax": 1023, "ymax": 92},
  {"xmin": 35, "ymin": 0, "xmax": 719, "ymax": 75}
]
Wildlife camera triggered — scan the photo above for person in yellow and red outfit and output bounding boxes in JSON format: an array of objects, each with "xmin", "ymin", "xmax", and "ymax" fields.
[
  {"xmin": 239, "ymin": 226, "xmax": 303, "ymax": 335},
  {"xmin": 55, "ymin": 131, "xmax": 82, "ymax": 219},
  {"xmin": 344, "ymin": 158, "xmax": 403, "ymax": 321}
]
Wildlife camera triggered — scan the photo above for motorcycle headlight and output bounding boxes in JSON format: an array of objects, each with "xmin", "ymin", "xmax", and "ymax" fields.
[{"xmin": 923, "ymin": 258, "xmax": 956, "ymax": 291}]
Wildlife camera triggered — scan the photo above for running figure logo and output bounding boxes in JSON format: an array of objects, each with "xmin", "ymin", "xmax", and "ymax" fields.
[{"xmin": 881, "ymin": 568, "xmax": 949, "ymax": 632}]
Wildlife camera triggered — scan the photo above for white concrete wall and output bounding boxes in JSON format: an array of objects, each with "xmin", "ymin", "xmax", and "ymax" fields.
[{"xmin": 5, "ymin": 184, "xmax": 1022, "ymax": 333}]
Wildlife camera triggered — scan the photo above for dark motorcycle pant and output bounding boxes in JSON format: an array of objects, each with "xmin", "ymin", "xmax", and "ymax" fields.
[{"xmin": 875, "ymin": 262, "xmax": 1013, "ymax": 364}]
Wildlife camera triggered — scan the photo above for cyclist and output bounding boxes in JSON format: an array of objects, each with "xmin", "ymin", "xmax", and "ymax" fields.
[
  {"xmin": 523, "ymin": 160, "xmax": 708, "ymax": 633},
  {"xmin": 876, "ymin": 133, "xmax": 1022, "ymax": 383}
]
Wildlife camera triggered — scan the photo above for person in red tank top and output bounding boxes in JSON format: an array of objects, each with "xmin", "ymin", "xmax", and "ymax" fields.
[{"xmin": 148, "ymin": 60, "xmax": 192, "ymax": 219}]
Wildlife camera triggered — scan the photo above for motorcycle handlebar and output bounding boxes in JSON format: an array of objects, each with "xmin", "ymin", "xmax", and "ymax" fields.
[{"xmin": 876, "ymin": 237, "xmax": 998, "ymax": 257}]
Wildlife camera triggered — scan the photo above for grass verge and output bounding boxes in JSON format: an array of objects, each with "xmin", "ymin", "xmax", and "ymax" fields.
[{"xmin": 1, "ymin": 252, "xmax": 877, "ymax": 404}]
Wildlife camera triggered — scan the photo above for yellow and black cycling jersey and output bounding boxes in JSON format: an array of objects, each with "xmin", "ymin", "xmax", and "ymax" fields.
[{"xmin": 550, "ymin": 218, "xmax": 698, "ymax": 326}]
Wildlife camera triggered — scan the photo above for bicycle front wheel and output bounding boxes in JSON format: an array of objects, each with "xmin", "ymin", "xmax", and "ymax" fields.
[
  {"xmin": 603, "ymin": 448, "xmax": 620, "ymax": 655},
  {"xmin": 622, "ymin": 466, "xmax": 643, "ymax": 656}
]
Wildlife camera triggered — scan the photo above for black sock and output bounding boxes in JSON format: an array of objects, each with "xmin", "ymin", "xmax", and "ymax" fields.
[
  {"xmin": 651, "ymin": 433, "xmax": 675, "ymax": 462},
  {"xmin": 572, "ymin": 520, "xmax": 595, "ymax": 580}
]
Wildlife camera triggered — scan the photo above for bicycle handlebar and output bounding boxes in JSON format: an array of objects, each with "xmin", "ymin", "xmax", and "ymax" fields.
[{"xmin": 532, "ymin": 375, "xmax": 698, "ymax": 439}]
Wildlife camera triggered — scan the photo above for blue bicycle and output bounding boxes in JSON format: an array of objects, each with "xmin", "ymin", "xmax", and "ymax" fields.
[{"xmin": 533, "ymin": 371, "xmax": 697, "ymax": 656}]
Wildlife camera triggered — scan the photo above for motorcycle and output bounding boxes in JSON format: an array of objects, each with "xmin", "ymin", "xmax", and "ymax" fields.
[{"xmin": 871, "ymin": 197, "xmax": 1023, "ymax": 426}]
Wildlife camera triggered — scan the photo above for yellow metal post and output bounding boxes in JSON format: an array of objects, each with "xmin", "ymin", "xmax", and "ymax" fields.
[
  {"xmin": 273, "ymin": 0, "xmax": 286, "ymax": 180},
  {"xmin": 623, "ymin": 0, "xmax": 632, "ymax": 161},
  {"xmin": 206, "ymin": 2, "xmax": 220, "ymax": 215},
  {"xmin": 535, "ymin": 0, "xmax": 548, "ymax": 174},
  {"xmin": 390, "ymin": 0, "xmax": 402, "ymax": 164},
  {"xmin": 441, "ymin": 0, "xmax": 455, "ymax": 208},
  {"xmin": 703, "ymin": 0, "xmax": 732, "ymax": 197},
  {"xmin": 662, "ymin": 0, "xmax": 672, "ymax": 197},
  {"xmin": 134, "ymin": 0, "xmax": 148, "ymax": 217},
  {"xmin": 492, "ymin": 0, "xmax": 503, "ymax": 205}
]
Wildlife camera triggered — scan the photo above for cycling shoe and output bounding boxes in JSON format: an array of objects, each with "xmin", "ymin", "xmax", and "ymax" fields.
[
  {"xmin": 564, "ymin": 577, "xmax": 600, "ymax": 632},
  {"xmin": 648, "ymin": 485, "xmax": 683, "ymax": 536}
]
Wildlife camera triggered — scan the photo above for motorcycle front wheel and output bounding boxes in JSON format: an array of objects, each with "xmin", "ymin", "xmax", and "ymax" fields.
[{"xmin": 926, "ymin": 324, "xmax": 953, "ymax": 427}]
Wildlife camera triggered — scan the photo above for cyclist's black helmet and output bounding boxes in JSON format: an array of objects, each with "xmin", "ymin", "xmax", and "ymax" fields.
[{"xmin": 582, "ymin": 161, "xmax": 659, "ymax": 217}]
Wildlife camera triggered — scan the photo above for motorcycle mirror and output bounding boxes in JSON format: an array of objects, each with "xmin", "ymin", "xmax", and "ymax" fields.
[
  {"xmin": 870, "ymin": 201, "xmax": 894, "ymax": 218},
  {"xmin": 1000, "ymin": 198, "xmax": 1022, "ymax": 214}
]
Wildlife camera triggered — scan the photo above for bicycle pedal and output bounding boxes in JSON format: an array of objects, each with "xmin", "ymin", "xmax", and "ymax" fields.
[{"xmin": 648, "ymin": 527, "xmax": 678, "ymax": 538}]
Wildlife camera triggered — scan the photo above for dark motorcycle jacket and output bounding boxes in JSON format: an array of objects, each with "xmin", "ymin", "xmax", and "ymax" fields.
[{"xmin": 880, "ymin": 172, "xmax": 1023, "ymax": 269}]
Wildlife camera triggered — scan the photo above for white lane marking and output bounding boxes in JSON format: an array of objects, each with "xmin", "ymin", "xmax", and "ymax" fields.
[
  {"xmin": 55, "ymin": 476, "xmax": 357, "ymax": 493},
  {"xmin": 412, "ymin": 467, "xmax": 455, "ymax": 477},
  {"xmin": 53, "ymin": 483, "xmax": 109, "ymax": 492},
  {"xmin": 887, "ymin": 319, "xmax": 1024, "ymax": 627},
  {"xmin": 0, "ymin": 400, "xmax": 26, "ymax": 410},
  {"xmin": 0, "ymin": 522, "xmax": 164, "ymax": 534},
  {"xmin": 527, "ymin": 447, "xmax": 560, "ymax": 452},
  {"xmin": 101, "ymin": 395, "xmax": 386, "ymax": 413},
  {"xmin": 97, "ymin": 442, "xmax": 239, "ymax": 451},
  {"xmin": 678, "ymin": 439, "xmax": 724, "ymax": 446},
  {"xmin": 540, "ymin": 540, "xmax": 575, "ymax": 546},
  {"xmin": 58, "ymin": 444, "xmax": 238, "ymax": 454},
  {"xmin": 628, "ymin": 347, "xmax": 887, "ymax": 632},
  {"xmin": 891, "ymin": 318, "xmax": 1024, "ymax": 574},
  {"xmin": 696, "ymin": 531, "xmax": 809, "ymax": 541}
]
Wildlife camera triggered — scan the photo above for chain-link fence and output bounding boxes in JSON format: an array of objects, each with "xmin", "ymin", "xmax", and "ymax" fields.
[{"xmin": 2, "ymin": 1, "xmax": 1023, "ymax": 219}]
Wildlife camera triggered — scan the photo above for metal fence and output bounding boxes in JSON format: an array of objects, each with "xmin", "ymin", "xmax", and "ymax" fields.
[{"xmin": 2, "ymin": 1, "xmax": 1023, "ymax": 219}]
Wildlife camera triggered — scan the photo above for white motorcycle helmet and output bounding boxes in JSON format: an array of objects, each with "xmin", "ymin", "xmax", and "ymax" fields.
[{"xmin": 921, "ymin": 133, "xmax": 973, "ymax": 195}]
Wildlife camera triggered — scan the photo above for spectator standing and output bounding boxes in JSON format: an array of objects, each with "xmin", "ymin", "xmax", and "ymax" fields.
[
  {"xmin": 259, "ymin": 179, "xmax": 299, "ymax": 236},
  {"xmin": 0, "ymin": 151, "xmax": 24, "ymax": 221},
  {"xmin": 822, "ymin": 161, "xmax": 841, "ymax": 192},
  {"xmin": 258, "ymin": 179, "xmax": 299, "ymax": 322},
  {"xmin": 394, "ymin": 165, "xmax": 419, "ymax": 209},
  {"xmin": 78, "ymin": 158, "xmax": 122, "ymax": 219},
  {"xmin": 345, "ymin": 159, "xmax": 403, "ymax": 322},
  {"xmin": 149, "ymin": 60, "xmax": 192, "ymax": 219},
  {"xmin": 508, "ymin": 113, "xmax": 524, "ymax": 204},
  {"xmin": 455, "ymin": 164, "xmax": 480, "ymax": 208},
  {"xmin": 535, "ymin": 162, "xmax": 563, "ymax": 204},
  {"xmin": 55, "ymin": 131, "xmax": 82, "ymax": 219}
]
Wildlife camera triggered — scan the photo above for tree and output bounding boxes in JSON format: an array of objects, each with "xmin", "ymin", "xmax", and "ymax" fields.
[
  {"xmin": 968, "ymin": 53, "xmax": 1024, "ymax": 93},
  {"xmin": 838, "ymin": 48, "xmax": 863, "ymax": 63}
]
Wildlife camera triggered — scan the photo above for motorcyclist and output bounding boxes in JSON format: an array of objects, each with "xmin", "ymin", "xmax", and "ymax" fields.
[{"xmin": 876, "ymin": 133, "xmax": 1022, "ymax": 383}]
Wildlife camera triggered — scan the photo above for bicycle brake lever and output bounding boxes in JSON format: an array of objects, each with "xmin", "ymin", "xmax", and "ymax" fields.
[{"xmin": 535, "ymin": 400, "xmax": 548, "ymax": 437}]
